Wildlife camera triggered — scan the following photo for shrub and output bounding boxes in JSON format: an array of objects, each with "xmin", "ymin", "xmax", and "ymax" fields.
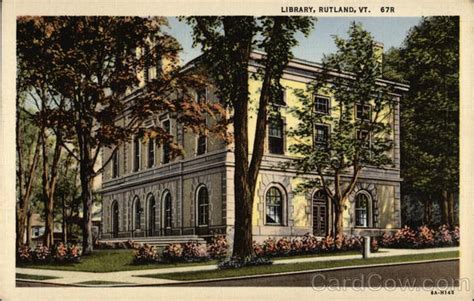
[
  {"xmin": 300, "ymin": 233, "xmax": 318, "ymax": 253},
  {"xmin": 381, "ymin": 225, "xmax": 460, "ymax": 249},
  {"xmin": 66, "ymin": 244, "xmax": 81, "ymax": 263},
  {"xmin": 320, "ymin": 236, "xmax": 335, "ymax": 252},
  {"xmin": 52, "ymin": 243, "xmax": 68, "ymax": 262},
  {"xmin": 133, "ymin": 244, "xmax": 159, "ymax": 264},
  {"xmin": 262, "ymin": 237, "xmax": 278, "ymax": 256},
  {"xmin": 162, "ymin": 243, "xmax": 184, "ymax": 262},
  {"xmin": 182, "ymin": 241, "xmax": 209, "ymax": 262},
  {"xmin": 276, "ymin": 237, "xmax": 292, "ymax": 256},
  {"xmin": 253, "ymin": 241, "xmax": 265, "ymax": 257},
  {"xmin": 17, "ymin": 245, "xmax": 33, "ymax": 263},
  {"xmin": 32, "ymin": 244, "xmax": 51, "ymax": 263},
  {"xmin": 207, "ymin": 235, "xmax": 228, "ymax": 259},
  {"xmin": 218, "ymin": 256, "xmax": 273, "ymax": 270}
]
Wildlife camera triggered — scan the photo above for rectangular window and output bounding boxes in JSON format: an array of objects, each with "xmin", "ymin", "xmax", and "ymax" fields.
[
  {"xmin": 356, "ymin": 129, "xmax": 371, "ymax": 148},
  {"xmin": 197, "ymin": 135, "xmax": 207, "ymax": 155},
  {"xmin": 315, "ymin": 124, "xmax": 329, "ymax": 146},
  {"xmin": 133, "ymin": 137, "xmax": 140, "ymax": 172},
  {"xmin": 147, "ymin": 139, "xmax": 155, "ymax": 168},
  {"xmin": 112, "ymin": 151, "xmax": 119, "ymax": 178},
  {"xmin": 315, "ymin": 96, "xmax": 330, "ymax": 114},
  {"xmin": 162, "ymin": 120, "xmax": 171, "ymax": 164},
  {"xmin": 268, "ymin": 117, "xmax": 284, "ymax": 154},
  {"xmin": 356, "ymin": 104, "xmax": 372, "ymax": 121}
]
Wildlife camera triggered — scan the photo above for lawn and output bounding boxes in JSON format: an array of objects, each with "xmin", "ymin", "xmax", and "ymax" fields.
[
  {"xmin": 138, "ymin": 251, "xmax": 459, "ymax": 281},
  {"xmin": 16, "ymin": 249, "xmax": 364, "ymax": 273},
  {"xmin": 16, "ymin": 249, "xmax": 217, "ymax": 273},
  {"xmin": 16, "ymin": 273, "xmax": 59, "ymax": 280},
  {"xmin": 74, "ymin": 280, "xmax": 131, "ymax": 285}
]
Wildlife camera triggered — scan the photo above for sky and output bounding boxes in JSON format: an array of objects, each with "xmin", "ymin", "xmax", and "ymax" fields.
[{"xmin": 164, "ymin": 17, "xmax": 422, "ymax": 65}]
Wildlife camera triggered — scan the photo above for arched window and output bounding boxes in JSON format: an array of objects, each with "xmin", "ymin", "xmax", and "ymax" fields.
[
  {"xmin": 163, "ymin": 191, "xmax": 172, "ymax": 229},
  {"xmin": 266, "ymin": 186, "xmax": 283, "ymax": 225},
  {"xmin": 147, "ymin": 194, "xmax": 155, "ymax": 236},
  {"xmin": 355, "ymin": 192, "xmax": 371, "ymax": 227},
  {"xmin": 111, "ymin": 201, "xmax": 119, "ymax": 238},
  {"xmin": 133, "ymin": 197, "xmax": 142, "ymax": 230},
  {"xmin": 197, "ymin": 186, "xmax": 209, "ymax": 226}
]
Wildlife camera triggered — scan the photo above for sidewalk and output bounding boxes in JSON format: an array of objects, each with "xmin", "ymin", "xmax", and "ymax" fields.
[{"xmin": 16, "ymin": 247, "xmax": 458, "ymax": 286}]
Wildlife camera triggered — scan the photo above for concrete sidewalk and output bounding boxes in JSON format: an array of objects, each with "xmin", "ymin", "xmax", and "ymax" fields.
[{"xmin": 16, "ymin": 247, "xmax": 458, "ymax": 286}]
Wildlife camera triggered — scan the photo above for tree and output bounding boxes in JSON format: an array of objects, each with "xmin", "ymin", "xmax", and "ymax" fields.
[
  {"xmin": 17, "ymin": 22, "xmax": 68, "ymax": 247},
  {"xmin": 288, "ymin": 22, "xmax": 396, "ymax": 237},
  {"xmin": 17, "ymin": 17, "xmax": 221, "ymax": 254},
  {"xmin": 15, "ymin": 104, "xmax": 41, "ymax": 247},
  {"xmin": 187, "ymin": 16, "xmax": 315, "ymax": 258},
  {"xmin": 384, "ymin": 17, "xmax": 459, "ymax": 227}
]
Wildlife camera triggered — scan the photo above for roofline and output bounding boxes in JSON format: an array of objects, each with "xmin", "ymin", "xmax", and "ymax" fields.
[{"xmin": 181, "ymin": 49, "xmax": 410, "ymax": 91}]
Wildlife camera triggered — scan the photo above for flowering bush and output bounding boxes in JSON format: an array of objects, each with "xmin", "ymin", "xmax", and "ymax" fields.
[
  {"xmin": 207, "ymin": 235, "xmax": 228, "ymax": 259},
  {"xmin": 253, "ymin": 241, "xmax": 265, "ymax": 257},
  {"xmin": 276, "ymin": 237, "xmax": 292, "ymax": 256},
  {"xmin": 300, "ymin": 233, "xmax": 318, "ymax": 253},
  {"xmin": 17, "ymin": 245, "xmax": 33, "ymax": 263},
  {"xmin": 218, "ymin": 256, "xmax": 272, "ymax": 270},
  {"xmin": 32, "ymin": 244, "xmax": 51, "ymax": 263},
  {"xmin": 320, "ymin": 236, "xmax": 335, "ymax": 252},
  {"xmin": 380, "ymin": 225, "xmax": 459, "ymax": 249},
  {"xmin": 133, "ymin": 244, "xmax": 159, "ymax": 264},
  {"xmin": 52, "ymin": 243, "xmax": 68, "ymax": 262},
  {"xmin": 251, "ymin": 233, "xmax": 375, "ymax": 258},
  {"xmin": 182, "ymin": 241, "xmax": 209, "ymax": 262},
  {"xmin": 162, "ymin": 243, "xmax": 184, "ymax": 262},
  {"xmin": 262, "ymin": 237, "xmax": 278, "ymax": 256}
]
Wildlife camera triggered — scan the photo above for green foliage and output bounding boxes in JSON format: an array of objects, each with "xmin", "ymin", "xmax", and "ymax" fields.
[
  {"xmin": 185, "ymin": 16, "xmax": 315, "ymax": 110},
  {"xmin": 288, "ymin": 22, "xmax": 396, "ymax": 198},
  {"xmin": 386, "ymin": 17, "xmax": 459, "ymax": 197}
]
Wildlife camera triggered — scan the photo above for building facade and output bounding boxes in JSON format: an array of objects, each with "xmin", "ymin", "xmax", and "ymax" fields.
[{"xmin": 100, "ymin": 50, "xmax": 408, "ymax": 243}]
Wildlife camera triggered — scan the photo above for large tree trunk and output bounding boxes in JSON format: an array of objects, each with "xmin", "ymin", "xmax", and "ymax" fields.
[
  {"xmin": 228, "ymin": 17, "xmax": 255, "ymax": 259},
  {"xmin": 26, "ymin": 211, "xmax": 32, "ymax": 246},
  {"xmin": 80, "ymin": 157, "xmax": 95, "ymax": 255},
  {"xmin": 332, "ymin": 192, "xmax": 347, "ymax": 238}
]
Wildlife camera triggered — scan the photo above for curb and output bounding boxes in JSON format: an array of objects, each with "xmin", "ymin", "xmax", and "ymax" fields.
[{"xmin": 139, "ymin": 257, "xmax": 459, "ymax": 286}]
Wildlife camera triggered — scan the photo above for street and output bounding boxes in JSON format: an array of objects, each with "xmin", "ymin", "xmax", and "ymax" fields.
[{"xmin": 166, "ymin": 260, "xmax": 459, "ymax": 287}]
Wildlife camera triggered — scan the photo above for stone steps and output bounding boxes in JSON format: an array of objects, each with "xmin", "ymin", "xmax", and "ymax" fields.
[{"xmin": 98, "ymin": 235, "xmax": 207, "ymax": 247}]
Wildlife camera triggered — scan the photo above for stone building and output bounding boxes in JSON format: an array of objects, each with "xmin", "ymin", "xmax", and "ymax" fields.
[{"xmin": 100, "ymin": 50, "xmax": 408, "ymax": 243}]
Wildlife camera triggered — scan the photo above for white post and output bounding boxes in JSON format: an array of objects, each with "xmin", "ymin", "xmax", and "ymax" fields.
[{"xmin": 363, "ymin": 236, "xmax": 371, "ymax": 259}]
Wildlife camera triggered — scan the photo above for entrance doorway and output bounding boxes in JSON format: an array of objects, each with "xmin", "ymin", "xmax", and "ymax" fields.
[
  {"xmin": 312, "ymin": 190, "xmax": 328, "ymax": 236},
  {"xmin": 148, "ymin": 196, "xmax": 156, "ymax": 236},
  {"xmin": 112, "ymin": 201, "xmax": 119, "ymax": 238}
]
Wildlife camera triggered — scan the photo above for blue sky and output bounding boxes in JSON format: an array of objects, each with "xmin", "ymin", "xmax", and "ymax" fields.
[{"xmin": 165, "ymin": 17, "xmax": 422, "ymax": 65}]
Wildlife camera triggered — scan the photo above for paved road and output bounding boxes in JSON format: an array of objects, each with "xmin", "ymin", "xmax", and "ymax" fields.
[
  {"xmin": 16, "ymin": 281, "xmax": 71, "ymax": 287},
  {"xmin": 168, "ymin": 260, "xmax": 459, "ymax": 287}
]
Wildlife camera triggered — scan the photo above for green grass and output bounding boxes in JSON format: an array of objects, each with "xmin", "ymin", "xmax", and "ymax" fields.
[
  {"xmin": 16, "ymin": 249, "xmax": 217, "ymax": 273},
  {"xmin": 16, "ymin": 273, "xmax": 59, "ymax": 280},
  {"xmin": 272, "ymin": 250, "xmax": 362, "ymax": 261},
  {"xmin": 74, "ymin": 280, "xmax": 131, "ymax": 285},
  {"xmin": 138, "ymin": 251, "xmax": 459, "ymax": 281}
]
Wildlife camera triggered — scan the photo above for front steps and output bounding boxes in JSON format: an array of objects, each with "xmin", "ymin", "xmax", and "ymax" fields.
[{"xmin": 98, "ymin": 235, "xmax": 207, "ymax": 247}]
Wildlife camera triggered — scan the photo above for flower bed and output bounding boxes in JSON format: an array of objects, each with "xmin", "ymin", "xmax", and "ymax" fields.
[
  {"xmin": 252, "ymin": 233, "xmax": 377, "ymax": 258},
  {"xmin": 17, "ymin": 243, "xmax": 82, "ymax": 264},
  {"xmin": 380, "ymin": 225, "xmax": 459, "ymax": 249},
  {"xmin": 133, "ymin": 244, "xmax": 159, "ymax": 264}
]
